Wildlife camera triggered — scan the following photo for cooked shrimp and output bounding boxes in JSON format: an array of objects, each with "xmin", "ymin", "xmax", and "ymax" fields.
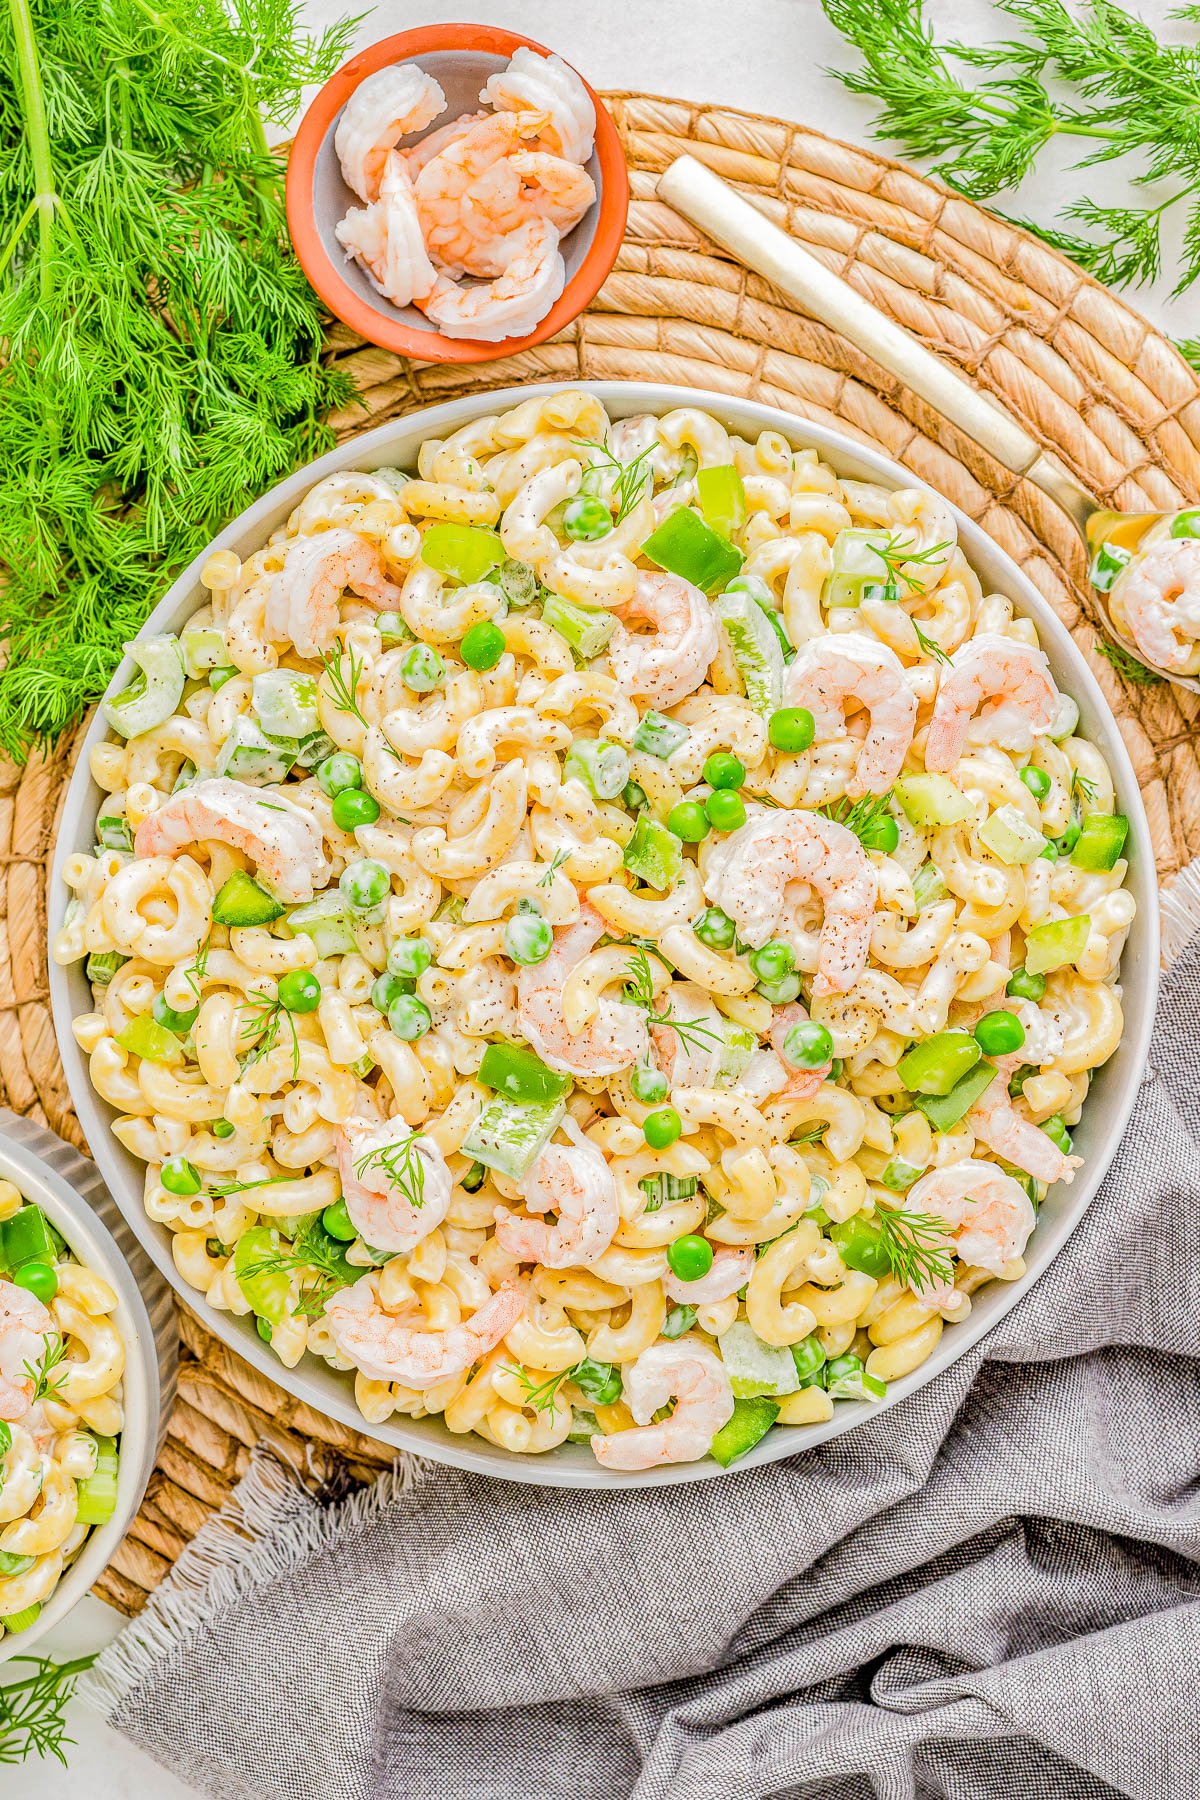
[
  {"xmin": 925, "ymin": 633, "xmax": 1058, "ymax": 773},
  {"xmin": 265, "ymin": 527, "xmax": 405, "ymax": 659},
  {"xmin": 608, "ymin": 572, "xmax": 720, "ymax": 708},
  {"xmin": 785, "ymin": 631, "xmax": 917, "ymax": 796},
  {"xmin": 414, "ymin": 110, "xmax": 549, "ymax": 278},
  {"xmin": 335, "ymin": 63, "xmax": 447, "ymax": 202},
  {"xmin": 518, "ymin": 902, "xmax": 647, "ymax": 1076},
  {"xmin": 768, "ymin": 1000, "xmax": 833, "ymax": 1101},
  {"xmin": 703, "ymin": 811, "xmax": 878, "ymax": 996},
  {"xmin": 0, "ymin": 1281, "xmax": 54, "ymax": 1423},
  {"xmin": 967, "ymin": 1056, "xmax": 1081, "ymax": 1185},
  {"xmin": 662, "ymin": 1247, "xmax": 754, "ymax": 1306},
  {"xmin": 334, "ymin": 1117, "xmax": 453, "ymax": 1254},
  {"xmin": 481, "ymin": 47, "xmax": 596, "ymax": 165},
  {"xmin": 134, "ymin": 777, "xmax": 330, "ymax": 904},
  {"xmin": 401, "ymin": 111, "xmax": 487, "ymax": 178},
  {"xmin": 494, "ymin": 1118, "xmax": 618, "ymax": 1267},
  {"xmin": 323, "ymin": 1275, "xmax": 527, "ymax": 1389},
  {"xmin": 334, "ymin": 154, "xmax": 439, "ymax": 310},
  {"xmin": 590, "ymin": 1342, "xmax": 734, "ymax": 1469},
  {"xmin": 418, "ymin": 218, "xmax": 566, "ymax": 344},
  {"xmin": 1110, "ymin": 537, "xmax": 1200, "ymax": 673},
  {"xmin": 509, "ymin": 150, "xmax": 596, "ymax": 234},
  {"xmin": 903, "ymin": 1159, "xmax": 1036, "ymax": 1299}
]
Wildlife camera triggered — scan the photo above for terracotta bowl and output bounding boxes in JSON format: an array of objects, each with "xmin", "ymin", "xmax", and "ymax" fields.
[{"xmin": 285, "ymin": 24, "xmax": 628, "ymax": 365}]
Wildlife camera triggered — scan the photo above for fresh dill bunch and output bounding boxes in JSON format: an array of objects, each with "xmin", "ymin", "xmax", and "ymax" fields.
[
  {"xmin": 0, "ymin": 0, "xmax": 360, "ymax": 757},
  {"xmin": 822, "ymin": 0, "xmax": 1200, "ymax": 295},
  {"xmin": 0, "ymin": 1654, "xmax": 96, "ymax": 1765},
  {"xmin": 1094, "ymin": 638, "xmax": 1164, "ymax": 685}
]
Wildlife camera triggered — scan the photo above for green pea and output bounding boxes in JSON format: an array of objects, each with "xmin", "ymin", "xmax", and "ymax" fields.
[
  {"xmin": 704, "ymin": 789, "xmax": 746, "ymax": 832},
  {"xmin": 1042, "ymin": 1114, "xmax": 1072, "ymax": 1153},
  {"xmin": 630, "ymin": 1064, "xmax": 668, "ymax": 1104},
  {"xmin": 504, "ymin": 913, "xmax": 553, "ymax": 965},
  {"xmin": 749, "ymin": 940, "xmax": 794, "ymax": 983},
  {"xmin": 153, "ymin": 992, "xmax": 199, "ymax": 1035},
  {"xmin": 371, "ymin": 972, "xmax": 408, "ymax": 1014},
  {"xmin": 643, "ymin": 1107, "xmax": 682, "ymax": 1149},
  {"xmin": 278, "ymin": 969, "xmax": 322, "ymax": 1014},
  {"xmin": 211, "ymin": 1119, "xmax": 235, "ymax": 1140},
  {"xmin": 758, "ymin": 971, "xmax": 802, "ymax": 1005},
  {"xmin": 388, "ymin": 994, "xmax": 432, "ymax": 1041},
  {"xmin": 1019, "ymin": 765, "xmax": 1051, "ymax": 801},
  {"xmin": 330, "ymin": 787, "xmax": 380, "ymax": 831},
  {"xmin": 693, "ymin": 906, "xmax": 736, "ymax": 950},
  {"xmin": 399, "ymin": 643, "xmax": 445, "ymax": 692},
  {"xmin": 783, "ymin": 1020, "xmax": 833, "ymax": 1069},
  {"xmin": 315, "ymin": 752, "xmax": 363, "ymax": 798},
  {"xmin": 859, "ymin": 813, "xmax": 900, "ymax": 855},
  {"xmin": 667, "ymin": 801, "xmax": 710, "ymax": 843},
  {"xmin": 767, "ymin": 707, "xmax": 815, "ymax": 753},
  {"xmin": 387, "ymin": 937, "xmax": 433, "ymax": 980},
  {"xmin": 322, "ymin": 1199, "xmax": 357, "ymax": 1242},
  {"xmin": 1039, "ymin": 841, "xmax": 1060, "ymax": 862},
  {"xmin": 973, "ymin": 1010, "xmax": 1025, "ymax": 1056},
  {"xmin": 208, "ymin": 666, "xmax": 238, "ymax": 692},
  {"xmin": 161, "ymin": 1155, "xmax": 202, "ymax": 1196},
  {"xmin": 563, "ymin": 495, "xmax": 611, "ymax": 541},
  {"xmin": 13, "ymin": 1261, "xmax": 57, "ymax": 1304},
  {"xmin": 339, "ymin": 858, "xmax": 390, "ymax": 912},
  {"xmin": 666, "ymin": 1234, "xmax": 714, "ymax": 1282},
  {"xmin": 459, "ymin": 621, "xmax": 506, "ymax": 671},
  {"xmin": 1006, "ymin": 966, "xmax": 1045, "ymax": 1003},
  {"xmin": 703, "ymin": 752, "xmax": 745, "ymax": 791},
  {"xmin": 256, "ymin": 1317, "xmax": 273, "ymax": 1343}
]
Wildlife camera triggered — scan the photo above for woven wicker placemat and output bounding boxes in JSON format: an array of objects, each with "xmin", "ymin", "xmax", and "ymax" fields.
[{"xmin": 3, "ymin": 92, "xmax": 1198, "ymax": 1615}]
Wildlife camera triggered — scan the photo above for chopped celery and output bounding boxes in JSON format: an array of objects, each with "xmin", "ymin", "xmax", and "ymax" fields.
[
  {"xmin": 1072, "ymin": 814, "xmax": 1128, "ymax": 871},
  {"xmin": 823, "ymin": 527, "xmax": 890, "ymax": 609},
  {"xmin": 637, "ymin": 1173, "xmax": 699, "ymax": 1210},
  {"xmin": 0, "ymin": 1551, "xmax": 35, "ymax": 1578},
  {"xmin": 296, "ymin": 730, "xmax": 336, "ymax": 771},
  {"xmin": 713, "ymin": 590, "xmax": 784, "ymax": 714},
  {"xmin": 171, "ymin": 760, "xmax": 198, "ymax": 795},
  {"xmin": 1024, "ymin": 913, "xmax": 1091, "ymax": 974},
  {"xmin": 212, "ymin": 870, "xmax": 285, "ymax": 927},
  {"xmin": 460, "ymin": 1094, "xmax": 567, "ymax": 1181},
  {"xmin": 567, "ymin": 1409, "xmax": 600, "ymax": 1443},
  {"xmin": 96, "ymin": 814, "xmax": 132, "ymax": 852},
  {"xmin": 215, "ymin": 715, "xmax": 296, "ymax": 784},
  {"xmin": 0, "ymin": 1604, "xmax": 42, "ymax": 1632},
  {"xmin": 717, "ymin": 1321, "xmax": 801, "ymax": 1397},
  {"xmin": 374, "ymin": 611, "xmax": 413, "ymax": 646},
  {"xmin": 496, "ymin": 557, "xmax": 539, "ymax": 607},
  {"xmin": 898, "ymin": 1030, "xmax": 981, "ymax": 1096},
  {"xmin": 829, "ymin": 1213, "xmax": 892, "ymax": 1279},
  {"xmin": 641, "ymin": 507, "xmax": 744, "ymax": 592},
  {"xmin": 1088, "ymin": 540, "xmax": 1133, "ymax": 593},
  {"xmin": 86, "ymin": 950, "xmax": 127, "ymax": 987},
  {"xmin": 181, "ymin": 625, "xmax": 228, "ymax": 676},
  {"xmin": 253, "ymin": 670, "xmax": 320, "ymax": 741},
  {"xmin": 420, "ymin": 522, "xmax": 504, "ymax": 584},
  {"xmin": 74, "ymin": 1435, "xmax": 119, "ymax": 1525},
  {"xmin": 541, "ymin": 591, "xmax": 617, "ymax": 659},
  {"xmin": 563, "ymin": 737, "xmax": 630, "ymax": 801},
  {"xmin": 233, "ymin": 1226, "xmax": 290, "ymax": 1322},
  {"xmin": 978, "ymin": 803, "xmax": 1047, "ymax": 865},
  {"xmin": 825, "ymin": 1353, "xmax": 887, "ymax": 1402},
  {"xmin": 895, "ymin": 774, "xmax": 974, "ymax": 828},
  {"xmin": 695, "ymin": 464, "xmax": 747, "ymax": 542},
  {"xmin": 0, "ymin": 1205, "xmax": 57, "ymax": 1272},
  {"xmin": 102, "ymin": 635, "xmax": 186, "ymax": 739},
  {"xmin": 632, "ymin": 710, "xmax": 689, "ymax": 758},
  {"xmin": 115, "ymin": 1015, "xmax": 184, "ymax": 1064},
  {"xmin": 709, "ymin": 1395, "xmax": 779, "ymax": 1465},
  {"xmin": 912, "ymin": 862, "xmax": 946, "ymax": 912},
  {"xmin": 623, "ymin": 815, "xmax": 684, "ymax": 889},
  {"xmin": 712, "ymin": 1018, "xmax": 757, "ymax": 1087},
  {"xmin": 287, "ymin": 894, "xmax": 359, "ymax": 958},
  {"xmin": 913, "ymin": 1061, "xmax": 997, "ymax": 1130},
  {"xmin": 478, "ymin": 1043, "xmax": 572, "ymax": 1106}
]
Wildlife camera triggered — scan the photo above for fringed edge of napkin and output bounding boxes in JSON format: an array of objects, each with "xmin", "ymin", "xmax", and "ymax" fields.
[
  {"xmin": 1159, "ymin": 861, "xmax": 1200, "ymax": 967},
  {"xmin": 84, "ymin": 1445, "xmax": 429, "ymax": 1721}
]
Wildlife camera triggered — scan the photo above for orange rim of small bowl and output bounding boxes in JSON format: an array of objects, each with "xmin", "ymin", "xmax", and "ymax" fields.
[{"xmin": 286, "ymin": 24, "xmax": 629, "ymax": 367}]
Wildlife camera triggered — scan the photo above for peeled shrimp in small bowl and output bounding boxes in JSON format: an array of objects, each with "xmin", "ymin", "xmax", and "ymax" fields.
[{"xmin": 286, "ymin": 24, "xmax": 628, "ymax": 364}]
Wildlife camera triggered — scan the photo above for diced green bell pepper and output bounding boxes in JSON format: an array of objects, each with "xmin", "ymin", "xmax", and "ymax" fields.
[
  {"xmin": 978, "ymin": 804, "xmax": 1047, "ymax": 865},
  {"xmin": 823, "ymin": 527, "xmax": 890, "ymax": 609},
  {"xmin": 478, "ymin": 1043, "xmax": 572, "ymax": 1106},
  {"xmin": 709, "ymin": 1395, "xmax": 779, "ymax": 1466},
  {"xmin": 288, "ymin": 894, "xmax": 359, "ymax": 958},
  {"xmin": 102, "ymin": 635, "xmax": 186, "ymax": 739},
  {"xmin": 718, "ymin": 1321, "xmax": 802, "ymax": 1397},
  {"xmin": 460, "ymin": 1094, "xmax": 567, "ymax": 1181},
  {"xmin": 212, "ymin": 870, "xmax": 285, "ymax": 928},
  {"xmin": 695, "ymin": 464, "xmax": 747, "ymax": 542},
  {"xmin": 880, "ymin": 1157, "xmax": 922, "ymax": 1192},
  {"xmin": 96, "ymin": 814, "xmax": 133, "ymax": 852},
  {"xmin": 641, "ymin": 507, "xmax": 744, "ymax": 593},
  {"xmin": 1024, "ymin": 914, "xmax": 1091, "ymax": 975},
  {"xmin": 913, "ymin": 1060, "xmax": 997, "ymax": 1130},
  {"xmin": 828, "ymin": 1213, "xmax": 892, "ymax": 1280},
  {"xmin": 1071, "ymin": 814, "xmax": 1128, "ymax": 871},
  {"xmin": 713, "ymin": 591, "xmax": 784, "ymax": 714},
  {"xmin": 898, "ymin": 1030, "xmax": 981, "ymax": 1097},
  {"xmin": 895, "ymin": 774, "xmax": 974, "ymax": 829},
  {"xmin": 0, "ymin": 1205, "xmax": 58, "ymax": 1273},
  {"xmin": 541, "ymin": 592, "xmax": 617, "ymax": 659},
  {"xmin": 632, "ymin": 710, "xmax": 689, "ymax": 759},
  {"xmin": 1170, "ymin": 510, "xmax": 1200, "ymax": 539},
  {"xmin": 115, "ymin": 1015, "xmax": 184, "ymax": 1064},
  {"xmin": 420, "ymin": 523, "xmax": 504, "ymax": 585},
  {"xmin": 74, "ymin": 1435, "xmax": 120, "ymax": 1525},
  {"xmin": 623, "ymin": 815, "xmax": 684, "ymax": 890},
  {"xmin": 233, "ymin": 1226, "xmax": 291, "ymax": 1323}
]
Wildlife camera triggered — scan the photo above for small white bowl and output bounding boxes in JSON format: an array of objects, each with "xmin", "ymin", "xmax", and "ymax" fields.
[{"xmin": 0, "ymin": 1110, "xmax": 176, "ymax": 1660}]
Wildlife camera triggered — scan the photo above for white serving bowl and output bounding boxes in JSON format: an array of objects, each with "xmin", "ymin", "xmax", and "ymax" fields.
[
  {"xmin": 47, "ymin": 382, "xmax": 1160, "ymax": 1487},
  {"xmin": 0, "ymin": 1110, "xmax": 176, "ymax": 1658}
]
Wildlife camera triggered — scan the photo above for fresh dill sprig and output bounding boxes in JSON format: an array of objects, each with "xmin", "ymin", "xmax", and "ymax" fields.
[
  {"xmin": 0, "ymin": 1654, "xmax": 96, "ymax": 1766},
  {"xmin": 622, "ymin": 947, "xmax": 724, "ymax": 1056},
  {"xmin": 238, "ymin": 994, "xmax": 300, "ymax": 1082},
  {"xmin": 240, "ymin": 1221, "xmax": 354, "ymax": 1319},
  {"xmin": 1071, "ymin": 769, "xmax": 1100, "ymax": 805},
  {"xmin": 910, "ymin": 619, "xmax": 952, "ymax": 666},
  {"xmin": 537, "ymin": 848, "xmax": 571, "ymax": 887},
  {"xmin": 869, "ymin": 533, "xmax": 955, "ymax": 595},
  {"xmin": 871, "ymin": 1202, "xmax": 955, "ymax": 1295},
  {"xmin": 0, "ymin": 0, "xmax": 359, "ymax": 757},
  {"xmin": 183, "ymin": 933, "xmax": 212, "ymax": 1006},
  {"xmin": 353, "ymin": 1131, "xmax": 427, "ymax": 1211},
  {"xmin": 817, "ymin": 791, "xmax": 896, "ymax": 845},
  {"xmin": 574, "ymin": 437, "xmax": 656, "ymax": 525},
  {"xmin": 789, "ymin": 1122, "xmax": 829, "ymax": 1146},
  {"xmin": 505, "ymin": 1364, "xmax": 572, "ymax": 1419},
  {"xmin": 1094, "ymin": 638, "xmax": 1164, "ymax": 685},
  {"xmin": 22, "ymin": 1334, "xmax": 67, "ymax": 1406},
  {"xmin": 204, "ymin": 1172, "xmax": 299, "ymax": 1200},
  {"xmin": 822, "ymin": 0, "xmax": 1200, "ymax": 295},
  {"xmin": 319, "ymin": 641, "xmax": 371, "ymax": 731}
]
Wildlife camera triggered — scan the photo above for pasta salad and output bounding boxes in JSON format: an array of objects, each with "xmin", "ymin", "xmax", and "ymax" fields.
[{"xmin": 54, "ymin": 388, "xmax": 1134, "ymax": 1471}]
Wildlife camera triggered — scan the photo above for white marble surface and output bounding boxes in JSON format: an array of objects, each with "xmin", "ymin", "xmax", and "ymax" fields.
[{"xmin": 8, "ymin": 2, "xmax": 1183, "ymax": 1795}]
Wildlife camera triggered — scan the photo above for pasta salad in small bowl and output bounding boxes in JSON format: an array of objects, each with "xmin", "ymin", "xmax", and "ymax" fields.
[
  {"xmin": 0, "ymin": 1112, "xmax": 175, "ymax": 1654},
  {"xmin": 48, "ymin": 383, "xmax": 1157, "ymax": 1486}
]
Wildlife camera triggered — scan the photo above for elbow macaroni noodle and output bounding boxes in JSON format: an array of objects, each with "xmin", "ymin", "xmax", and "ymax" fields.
[{"xmin": 54, "ymin": 390, "xmax": 1133, "ymax": 1470}]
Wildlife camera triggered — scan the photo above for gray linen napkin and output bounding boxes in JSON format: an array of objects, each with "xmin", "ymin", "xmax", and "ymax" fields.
[{"xmin": 86, "ymin": 933, "xmax": 1200, "ymax": 1800}]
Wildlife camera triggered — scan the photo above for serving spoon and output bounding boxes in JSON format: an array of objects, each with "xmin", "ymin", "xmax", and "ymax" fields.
[{"xmin": 656, "ymin": 153, "xmax": 1198, "ymax": 692}]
